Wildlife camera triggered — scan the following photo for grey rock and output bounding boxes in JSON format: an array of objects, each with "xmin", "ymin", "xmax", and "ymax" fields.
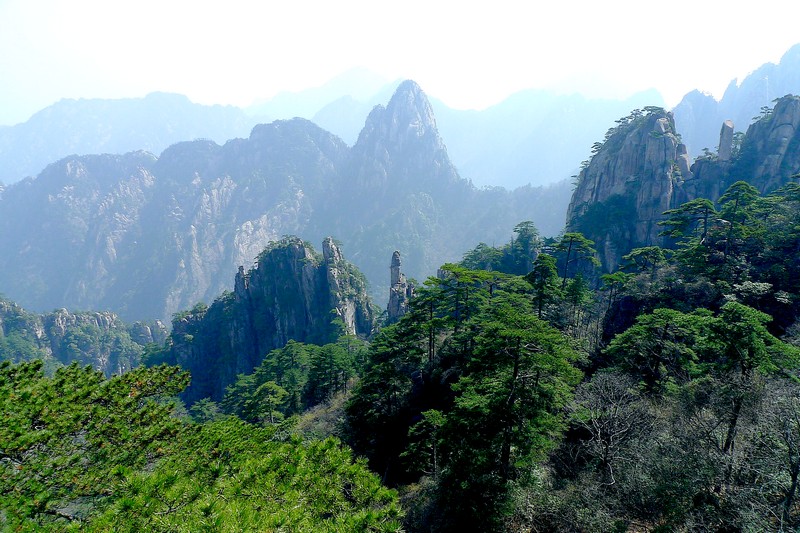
[
  {"xmin": 567, "ymin": 108, "xmax": 685, "ymax": 270},
  {"xmin": 164, "ymin": 237, "xmax": 374, "ymax": 404},
  {"xmin": 387, "ymin": 251, "xmax": 413, "ymax": 323},
  {"xmin": 718, "ymin": 120, "xmax": 735, "ymax": 161}
]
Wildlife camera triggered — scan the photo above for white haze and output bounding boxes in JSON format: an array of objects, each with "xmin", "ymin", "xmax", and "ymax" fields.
[{"xmin": 0, "ymin": 0, "xmax": 799, "ymax": 125}]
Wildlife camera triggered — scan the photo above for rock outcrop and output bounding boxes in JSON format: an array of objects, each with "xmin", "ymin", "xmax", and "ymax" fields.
[
  {"xmin": 735, "ymin": 95, "xmax": 800, "ymax": 192},
  {"xmin": 718, "ymin": 120, "xmax": 735, "ymax": 161},
  {"xmin": 387, "ymin": 251, "xmax": 413, "ymax": 323},
  {"xmin": 0, "ymin": 80, "xmax": 555, "ymax": 322},
  {"xmin": 567, "ymin": 108, "xmax": 689, "ymax": 271},
  {"xmin": 567, "ymin": 95, "xmax": 800, "ymax": 273},
  {"xmin": 160, "ymin": 237, "xmax": 375, "ymax": 404},
  {"xmin": 0, "ymin": 297, "xmax": 163, "ymax": 376}
]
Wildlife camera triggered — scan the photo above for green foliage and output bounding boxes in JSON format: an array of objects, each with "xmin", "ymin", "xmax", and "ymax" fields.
[
  {"xmin": 435, "ymin": 294, "xmax": 582, "ymax": 531},
  {"xmin": 605, "ymin": 307, "xmax": 710, "ymax": 391},
  {"xmin": 90, "ymin": 420, "xmax": 403, "ymax": 532},
  {"xmin": 346, "ymin": 266, "xmax": 582, "ymax": 530},
  {"xmin": 460, "ymin": 220, "xmax": 542, "ymax": 276},
  {"xmin": 554, "ymin": 232, "xmax": 600, "ymax": 288},
  {"xmin": 621, "ymin": 246, "xmax": 670, "ymax": 274},
  {"xmin": 222, "ymin": 337, "xmax": 368, "ymax": 424},
  {"xmin": 569, "ymin": 194, "xmax": 637, "ymax": 259},
  {"xmin": 525, "ymin": 253, "xmax": 561, "ymax": 319},
  {"xmin": 0, "ymin": 360, "xmax": 188, "ymax": 528},
  {"xmin": 0, "ymin": 359, "xmax": 403, "ymax": 531}
]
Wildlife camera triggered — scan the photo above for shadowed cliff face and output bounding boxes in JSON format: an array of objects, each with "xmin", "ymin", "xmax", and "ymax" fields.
[
  {"xmin": 0, "ymin": 81, "xmax": 563, "ymax": 321},
  {"xmin": 161, "ymin": 237, "xmax": 374, "ymax": 404}
]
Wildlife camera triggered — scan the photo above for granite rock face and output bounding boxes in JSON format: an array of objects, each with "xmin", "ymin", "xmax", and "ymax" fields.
[
  {"xmin": 567, "ymin": 95, "xmax": 800, "ymax": 273},
  {"xmin": 736, "ymin": 95, "xmax": 800, "ymax": 192},
  {"xmin": 0, "ymin": 81, "xmax": 554, "ymax": 321},
  {"xmin": 567, "ymin": 108, "xmax": 688, "ymax": 271},
  {"xmin": 162, "ymin": 237, "xmax": 374, "ymax": 404}
]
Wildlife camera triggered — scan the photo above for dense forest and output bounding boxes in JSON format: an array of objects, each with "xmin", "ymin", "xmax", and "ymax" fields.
[
  {"xmin": 5, "ymin": 177, "xmax": 800, "ymax": 530},
  {"xmin": 341, "ymin": 178, "xmax": 800, "ymax": 531},
  {"xmin": 6, "ymin": 86, "xmax": 800, "ymax": 530}
]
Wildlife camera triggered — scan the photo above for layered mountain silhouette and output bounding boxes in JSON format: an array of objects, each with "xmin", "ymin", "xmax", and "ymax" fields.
[
  {"xmin": 673, "ymin": 44, "xmax": 800, "ymax": 157},
  {"xmin": 5, "ymin": 45, "xmax": 800, "ymax": 193},
  {"xmin": 0, "ymin": 81, "xmax": 568, "ymax": 322},
  {"xmin": 0, "ymin": 71, "xmax": 665, "ymax": 191},
  {"xmin": 0, "ymin": 92, "xmax": 258, "ymax": 184}
]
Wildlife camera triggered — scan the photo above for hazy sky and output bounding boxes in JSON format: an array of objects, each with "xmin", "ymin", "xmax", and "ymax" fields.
[{"xmin": 1, "ymin": 0, "xmax": 799, "ymax": 125}]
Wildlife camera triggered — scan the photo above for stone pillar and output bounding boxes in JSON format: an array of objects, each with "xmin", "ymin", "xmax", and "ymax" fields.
[
  {"xmin": 388, "ymin": 251, "xmax": 412, "ymax": 323},
  {"xmin": 718, "ymin": 120, "xmax": 735, "ymax": 161},
  {"xmin": 390, "ymin": 251, "xmax": 401, "ymax": 286}
]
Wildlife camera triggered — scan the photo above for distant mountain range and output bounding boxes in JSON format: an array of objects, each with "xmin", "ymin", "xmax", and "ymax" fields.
[
  {"xmin": 4, "ymin": 44, "xmax": 799, "ymax": 192},
  {"xmin": 0, "ymin": 93, "xmax": 256, "ymax": 185},
  {"xmin": 0, "ymin": 72, "xmax": 664, "ymax": 191},
  {"xmin": 0, "ymin": 81, "xmax": 569, "ymax": 322},
  {"xmin": 673, "ymin": 44, "xmax": 800, "ymax": 158}
]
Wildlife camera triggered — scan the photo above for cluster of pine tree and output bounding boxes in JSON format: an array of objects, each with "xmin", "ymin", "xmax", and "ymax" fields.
[
  {"xmin": 342, "ymin": 181, "xmax": 800, "ymax": 531},
  {"xmin": 6, "ymin": 180, "xmax": 800, "ymax": 531},
  {"xmin": 0, "ymin": 359, "xmax": 402, "ymax": 531}
]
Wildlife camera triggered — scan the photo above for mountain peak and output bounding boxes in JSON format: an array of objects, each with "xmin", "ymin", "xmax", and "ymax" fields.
[
  {"xmin": 355, "ymin": 79, "xmax": 442, "ymax": 156},
  {"xmin": 384, "ymin": 79, "xmax": 438, "ymax": 136}
]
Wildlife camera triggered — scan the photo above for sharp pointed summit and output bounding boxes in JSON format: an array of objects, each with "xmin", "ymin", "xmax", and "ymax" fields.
[
  {"xmin": 350, "ymin": 80, "xmax": 460, "ymax": 195},
  {"xmin": 359, "ymin": 80, "xmax": 441, "ymax": 151}
]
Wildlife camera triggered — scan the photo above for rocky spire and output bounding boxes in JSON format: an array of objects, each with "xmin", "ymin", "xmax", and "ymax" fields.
[
  {"xmin": 390, "ymin": 250, "xmax": 401, "ymax": 286},
  {"xmin": 387, "ymin": 250, "xmax": 412, "ymax": 323},
  {"xmin": 718, "ymin": 120, "xmax": 735, "ymax": 161}
]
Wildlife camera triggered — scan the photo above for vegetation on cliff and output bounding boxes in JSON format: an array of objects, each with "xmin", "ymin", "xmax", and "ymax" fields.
[{"xmin": 7, "ymin": 91, "xmax": 800, "ymax": 532}]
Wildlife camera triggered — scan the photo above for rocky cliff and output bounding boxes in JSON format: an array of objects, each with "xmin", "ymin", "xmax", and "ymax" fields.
[
  {"xmin": 0, "ymin": 297, "xmax": 165, "ymax": 376},
  {"xmin": 567, "ymin": 108, "xmax": 689, "ymax": 270},
  {"xmin": 734, "ymin": 95, "xmax": 800, "ymax": 192},
  {"xmin": 0, "ymin": 81, "xmax": 554, "ymax": 322},
  {"xmin": 568, "ymin": 95, "xmax": 800, "ymax": 273},
  {"xmin": 155, "ymin": 237, "xmax": 374, "ymax": 404}
]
